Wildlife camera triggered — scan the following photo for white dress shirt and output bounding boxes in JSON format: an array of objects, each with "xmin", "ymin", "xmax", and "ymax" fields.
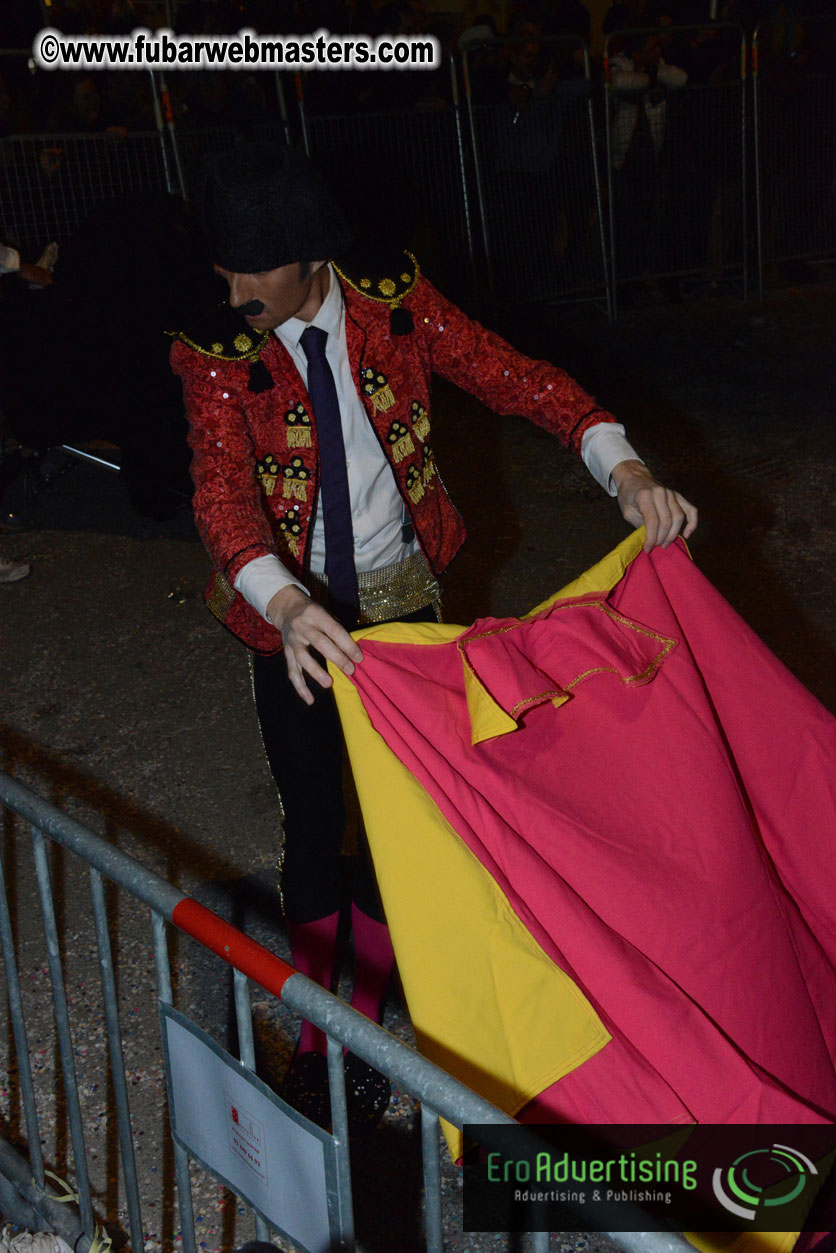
[
  {"xmin": 235, "ymin": 265, "xmax": 641, "ymax": 622},
  {"xmin": 609, "ymin": 54, "xmax": 688, "ymax": 170}
]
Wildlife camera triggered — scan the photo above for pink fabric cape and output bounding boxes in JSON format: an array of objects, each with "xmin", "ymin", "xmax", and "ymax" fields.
[{"xmin": 348, "ymin": 542, "xmax": 836, "ymax": 1125}]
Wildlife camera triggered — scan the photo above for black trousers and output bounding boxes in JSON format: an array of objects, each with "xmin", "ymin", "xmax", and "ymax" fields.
[{"xmin": 251, "ymin": 603, "xmax": 438, "ymax": 925}]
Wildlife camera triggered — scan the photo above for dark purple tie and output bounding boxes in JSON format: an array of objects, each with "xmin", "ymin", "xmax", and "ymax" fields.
[{"xmin": 300, "ymin": 325, "xmax": 359, "ymax": 627}]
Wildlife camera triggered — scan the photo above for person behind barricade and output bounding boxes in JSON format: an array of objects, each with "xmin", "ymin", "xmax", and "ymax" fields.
[
  {"xmin": 0, "ymin": 238, "xmax": 56, "ymax": 288},
  {"xmin": 654, "ymin": 9, "xmax": 743, "ymax": 295},
  {"xmin": 503, "ymin": 12, "xmax": 557, "ymax": 104},
  {"xmin": 458, "ymin": 12, "xmax": 503, "ymax": 97},
  {"xmin": 352, "ymin": 0, "xmax": 451, "ymax": 112},
  {"xmin": 45, "ymin": 72, "xmax": 135, "ymax": 135},
  {"xmin": 288, "ymin": 0, "xmax": 366, "ymax": 114},
  {"xmin": 636, "ymin": 0, "xmax": 694, "ymax": 299},
  {"xmin": 605, "ymin": 6, "xmax": 688, "ymax": 304},
  {"xmin": 757, "ymin": 6, "xmax": 823, "ymax": 274},
  {"xmin": 480, "ymin": 11, "xmax": 594, "ymax": 297},
  {"xmin": 542, "ymin": 0, "xmax": 592, "ymax": 83},
  {"xmin": 607, "ymin": 24, "xmax": 688, "ymax": 175},
  {"xmin": 169, "ymin": 140, "xmax": 696, "ymax": 1134},
  {"xmin": 99, "ymin": 69, "xmax": 156, "ymax": 131},
  {"xmin": 545, "ymin": 0, "xmax": 591, "ymax": 44}
]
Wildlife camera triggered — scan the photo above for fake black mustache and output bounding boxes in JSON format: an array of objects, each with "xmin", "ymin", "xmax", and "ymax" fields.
[{"xmin": 237, "ymin": 299, "xmax": 265, "ymax": 317}]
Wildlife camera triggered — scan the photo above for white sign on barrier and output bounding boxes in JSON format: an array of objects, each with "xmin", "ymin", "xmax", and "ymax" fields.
[{"xmin": 160, "ymin": 1005, "xmax": 337, "ymax": 1253}]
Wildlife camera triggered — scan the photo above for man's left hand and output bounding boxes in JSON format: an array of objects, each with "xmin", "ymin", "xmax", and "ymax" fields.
[{"xmin": 612, "ymin": 459, "xmax": 698, "ymax": 551}]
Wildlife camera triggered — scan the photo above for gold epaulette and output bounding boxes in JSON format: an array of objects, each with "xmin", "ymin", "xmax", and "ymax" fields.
[
  {"xmin": 332, "ymin": 250, "xmax": 420, "ymax": 313},
  {"xmin": 167, "ymin": 304, "xmax": 269, "ymax": 363}
]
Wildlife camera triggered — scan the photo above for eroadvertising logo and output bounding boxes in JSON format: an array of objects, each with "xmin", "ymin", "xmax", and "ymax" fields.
[
  {"xmin": 713, "ymin": 1144, "xmax": 818, "ymax": 1221},
  {"xmin": 462, "ymin": 1124, "xmax": 836, "ymax": 1234}
]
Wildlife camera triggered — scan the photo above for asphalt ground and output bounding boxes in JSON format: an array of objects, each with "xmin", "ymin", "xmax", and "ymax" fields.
[{"xmin": 1, "ymin": 272, "xmax": 835, "ymax": 1253}]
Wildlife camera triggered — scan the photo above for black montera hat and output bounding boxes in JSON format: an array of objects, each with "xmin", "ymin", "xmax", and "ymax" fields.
[{"xmin": 202, "ymin": 142, "xmax": 353, "ymax": 273}]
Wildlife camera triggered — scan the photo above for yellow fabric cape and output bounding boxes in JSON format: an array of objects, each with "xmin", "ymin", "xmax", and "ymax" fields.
[{"xmin": 329, "ymin": 533, "xmax": 804, "ymax": 1253}]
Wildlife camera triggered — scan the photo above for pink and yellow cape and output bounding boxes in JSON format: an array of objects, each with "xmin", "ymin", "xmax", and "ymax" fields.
[{"xmin": 330, "ymin": 533, "xmax": 836, "ymax": 1252}]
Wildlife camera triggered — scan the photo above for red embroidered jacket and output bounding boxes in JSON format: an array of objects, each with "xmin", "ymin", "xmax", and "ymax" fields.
[{"xmin": 171, "ymin": 270, "xmax": 617, "ymax": 655}]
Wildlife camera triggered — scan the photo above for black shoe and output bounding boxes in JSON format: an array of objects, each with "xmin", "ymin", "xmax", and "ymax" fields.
[
  {"xmin": 344, "ymin": 1053, "xmax": 392, "ymax": 1135},
  {"xmin": 281, "ymin": 1050, "xmax": 331, "ymax": 1130}
]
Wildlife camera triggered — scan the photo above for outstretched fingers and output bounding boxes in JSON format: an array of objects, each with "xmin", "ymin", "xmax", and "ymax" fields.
[{"xmin": 279, "ymin": 599, "xmax": 364, "ymax": 704}]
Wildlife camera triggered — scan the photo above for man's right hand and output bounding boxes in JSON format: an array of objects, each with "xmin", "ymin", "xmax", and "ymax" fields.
[{"xmin": 266, "ymin": 585, "xmax": 364, "ymax": 706}]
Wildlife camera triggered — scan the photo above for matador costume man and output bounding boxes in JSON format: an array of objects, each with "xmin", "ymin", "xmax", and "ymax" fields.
[{"xmin": 170, "ymin": 141, "xmax": 696, "ymax": 1130}]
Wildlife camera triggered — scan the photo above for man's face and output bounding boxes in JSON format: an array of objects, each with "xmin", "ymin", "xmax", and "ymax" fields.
[
  {"xmin": 509, "ymin": 22, "xmax": 542, "ymax": 81},
  {"xmin": 214, "ymin": 259, "xmax": 326, "ymax": 330}
]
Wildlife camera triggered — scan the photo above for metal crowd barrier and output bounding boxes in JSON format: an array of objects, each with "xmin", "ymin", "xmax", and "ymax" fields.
[
  {"xmin": 250, "ymin": 75, "xmax": 293, "ymax": 149},
  {"xmin": 297, "ymin": 54, "xmax": 477, "ymax": 296},
  {"xmin": 166, "ymin": 122, "xmax": 242, "ymax": 201},
  {"xmin": 603, "ymin": 23, "xmax": 747, "ymax": 315},
  {"xmin": 148, "ymin": 68, "xmax": 293, "ymax": 203},
  {"xmin": 0, "ymin": 772, "xmax": 695, "ymax": 1252},
  {"xmin": 463, "ymin": 36, "xmax": 609, "ymax": 312},
  {"xmin": 0, "ymin": 53, "xmax": 181, "ymax": 250},
  {"xmin": 753, "ymin": 15, "xmax": 836, "ymax": 296},
  {"xmin": 0, "ymin": 129, "xmax": 171, "ymax": 255},
  {"xmin": 4, "ymin": 22, "xmax": 835, "ymax": 315}
]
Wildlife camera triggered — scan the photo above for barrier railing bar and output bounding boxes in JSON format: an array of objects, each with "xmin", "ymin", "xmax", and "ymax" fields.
[
  {"xmin": 4, "ymin": 775, "xmax": 184, "ymax": 918},
  {"xmin": 0, "ymin": 846, "xmax": 45, "ymax": 1189},
  {"xmin": 151, "ymin": 908, "xmax": 197, "ymax": 1253},
  {"xmin": 0, "ymin": 1153, "xmax": 43, "ymax": 1234},
  {"xmin": 131, "ymin": 64, "xmax": 177, "ymax": 196},
  {"xmin": 420, "ymin": 1105, "xmax": 442, "ymax": 1253},
  {"xmin": 605, "ymin": 1235, "xmax": 693, "ymax": 1253},
  {"xmin": 0, "ymin": 773, "xmax": 510, "ymax": 1128},
  {"xmin": 151, "ymin": 909, "xmax": 174, "ymax": 1003},
  {"xmin": 232, "ymin": 969, "xmax": 270, "ymax": 1243},
  {"xmin": 31, "ymin": 826, "xmax": 95, "ymax": 1235},
  {"xmin": 603, "ymin": 37, "xmax": 619, "ymax": 319},
  {"xmin": 152, "ymin": 69, "xmax": 186, "ymax": 199},
  {"xmin": 232, "ymin": 967, "xmax": 255, "ymax": 1069},
  {"xmin": 3, "ymin": 774, "xmax": 695, "ymax": 1251},
  {"xmin": 460, "ymin": 47, "xmax": 495, "ymax": 301},
  {"xmin": 285, "ymin": 971, "xmax": 516, "ymax": 1128},
  {"xmin": 273, "ymin": 72, "xmax": 292, "ymax": 147},
  {"xmin": 89, "ymin": 866, "xmax": 145, "ymax": 1253},
  {"xmin": 62, "ymin": 145, "xmax": 83, "ymax": 240},
  {"xmin": 326, "ymin": 1033, "xmax": 356, "ymax": 1251},
  {"xmin": 0, "ymin": 1136, "xmax": 91, "ymax": 1253},
  {"xmin": 582, "ymin": 37, "xmax": 613, "ymax": 322},
  {"xmin": 448, "ymin": 52, "xmax": 478, "ymax": 292},
  {"xmin": 297, "ymin": 74, "xmax": 311, "ymax": 159}
]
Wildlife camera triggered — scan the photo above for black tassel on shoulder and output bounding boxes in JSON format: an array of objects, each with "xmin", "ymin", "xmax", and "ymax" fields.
[
  {"xmin": 248, "ymin": 359, "xmax": 274, "ymax": 393},
  {"xmin": 390, "ymin": 306, "xmax": 413, "ymax": 336}
]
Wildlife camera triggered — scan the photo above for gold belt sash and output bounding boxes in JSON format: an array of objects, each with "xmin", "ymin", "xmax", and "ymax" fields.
[{"xmin": 307, "ymin": 550, "xmax": 441, "ymax": 625}]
